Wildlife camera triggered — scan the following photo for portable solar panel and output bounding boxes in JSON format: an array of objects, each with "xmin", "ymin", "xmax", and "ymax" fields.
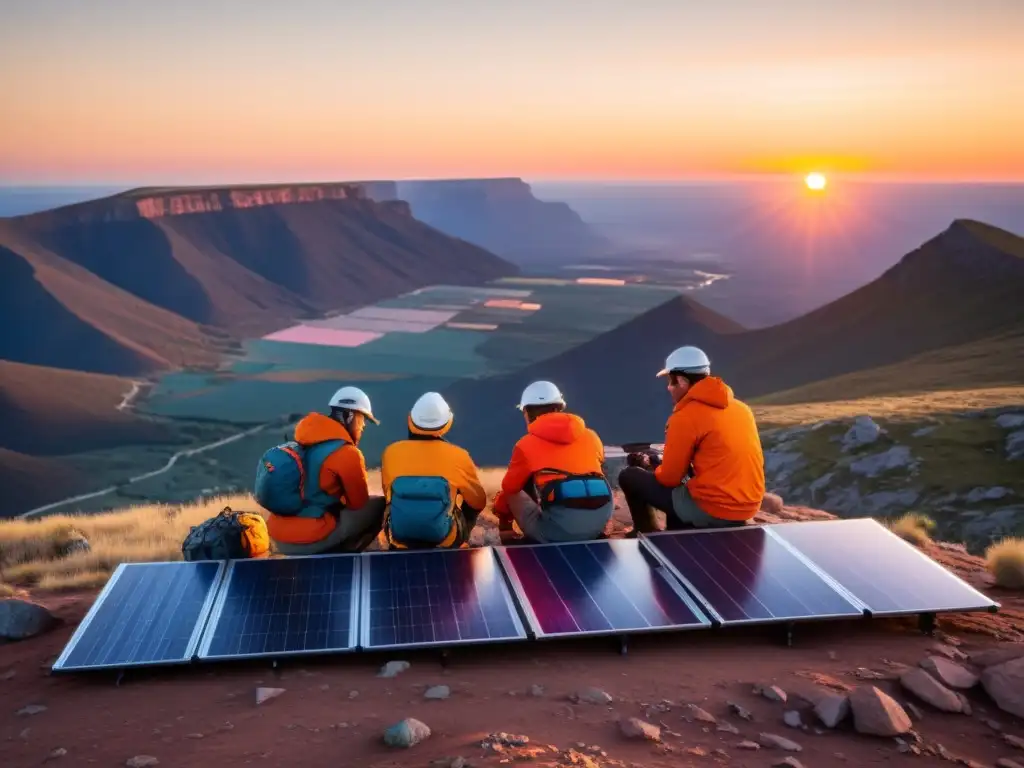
[
  {"xmin": 360, "ymin": 548, "xmax": 527, "ymax": 650},
  {"xmin": 496, "ymin": 538, "xmax": 711, "ymax": 639},
  {"xmin": 52, "ymin": 561, "xmax": 225, "ymax": 673},
  {"xmin": 197, "ymin": 554, "xmax": 360, "ymax": 661},
  {"xmin": 767, "ymin": 518, "xmax": 1000, "ymax": 616},
  {"xmin": 641, "ymin": 527, "xmax": 866, "ymax": 626}
]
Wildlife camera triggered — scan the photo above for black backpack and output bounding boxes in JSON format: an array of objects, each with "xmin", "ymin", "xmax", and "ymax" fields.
[{"xmin": 181, "ymin": 507, "xmax": 270, "ymax": 561}]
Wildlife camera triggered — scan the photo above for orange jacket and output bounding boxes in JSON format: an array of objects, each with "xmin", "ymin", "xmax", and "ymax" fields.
[
  {"xmin": 381, "ymin": 437, "xmax": 487, "ymax": 512},
  {"xmin": 655, "ymin": 377, "xmax": 765, "ymax": 521},
  {"xmin": 265, "ymin": 413, "xmax": 370, "ymax": 545},
  {"xmin": 494, "ymin": 412, "xmax": 605, "ymax": 516}
]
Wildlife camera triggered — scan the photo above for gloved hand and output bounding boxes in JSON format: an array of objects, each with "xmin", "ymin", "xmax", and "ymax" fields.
[{"xmin": 646, "ymin": 450, "xmax": 663, "ymax": 468}]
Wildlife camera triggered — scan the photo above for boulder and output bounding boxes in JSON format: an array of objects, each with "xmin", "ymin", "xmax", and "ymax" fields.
[
  {"xmin": 841, "ymin": 416, "xmax": 883, "ymax": 451},
  {"xmin": 899, "ymin": 668, "xmax": 963, "ymax": 713},
  {"xmin": 759, "ymin": 732, "xmax": 802, "ymax": 752},
  {"xmin": 981, "ymin": 657, "xmax": 1024, "ymax": 719},
  {"xmin": 255, "ymin": 687, "xmax": 284, "ymax": 705},
  {"xmin": 378, "ymin": 660, "xmax": 410, "ymax": 678},
  {"xmin": 965, "ymin": 486, "xmax": 1011, "ymax": 504},
  {"xmin": 849, "ymin": 686, "xmax": 913, "ymax": 736},
  {"xmin": 682, "ymin": 704, "xmax": 717, "ymax": 724},
  {"xmin": 850, "ymin": 446, "xmax": 915, "ymax": 478},
  {"xmin": 812, "ymin": 691, "xmax": 850, "ymax": 728},
  {"xmin": 996, "ymin": 413, "xmax": 1024, "ymax": 430},
  {"xmin": 919, "ymin": 656, "xmax": 979, "ymax": 689},
  {"xmin": 0, "ymin": 600, "xmax": 58, "ymax": 641},
  {"xmin": 1007, "ymin": 430, "xmax": 1024, "ymax": 460},
  {"xmin": 383, "ymin": 718, "xmax": 431, "ymax": 748},
  {"xmin": 573, "ymin": 687, "xmax": 613, "ymax": 704},
  {"xmin": 619, "ymin": 717, "xmax": 660, "ymax": 741},
  {"xmin": 971, "ymin": 647, "xmax": 1024, "ymax": 669},
  {"xmin": 424, "ymin": 685, "xmax": 451, "ymax": 700}
]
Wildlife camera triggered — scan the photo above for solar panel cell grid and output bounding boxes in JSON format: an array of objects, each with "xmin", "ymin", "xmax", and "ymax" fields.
[
  {"xmin": 767, "ymin": 519, "xmax": 999, "ymax": 615},
  {"xmin": 498, "ymin": 539, "xmax": 710, "ymax": 638},
  {"xmin": 641, "ymin": 527, "xmax": 865, "ymax": 625},
  {"xmin": 53, "ymin": 561, "xmax": 224, "ymax": 672},
  {"xmin": 198, "ymin": 555, "xmax": 359, "ymax": 661},
  {"xmin": 361, "ymin": 548, "xmax": 527, "ymax": 650}
]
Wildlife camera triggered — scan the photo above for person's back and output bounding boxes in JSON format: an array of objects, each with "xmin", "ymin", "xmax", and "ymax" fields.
[
  {"xmin": 494, "ymin": 381, "xmax": 613, "ymax": 543},
  {"xmin": 380, "ymin": 393, "xmax": 486, "ymax": 549}
]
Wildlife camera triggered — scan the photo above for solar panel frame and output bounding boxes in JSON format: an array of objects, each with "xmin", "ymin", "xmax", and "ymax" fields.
[
  {"xmin": 359, "ymin": 547, "xmax": 528, "ymax": 651},
  {"xmin": 640, "ymin": 527, "xmax": 869, "ymax": 627},
  {"xmin": 495, "ymin": 539, "xmax": 713, "ymax": 640},
  {"xmin": 52, "ymin": 560, "xmax": 226, "ymax": 673},
  {"xmin": 196, "ymin": 553, "xmax": 361, "ymax": 662},
  {"xmin": 766, "ymin": 518, "xmax": 1000, "ymax": 617}
]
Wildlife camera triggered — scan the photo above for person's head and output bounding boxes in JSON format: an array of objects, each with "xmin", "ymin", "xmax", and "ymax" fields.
[
  {"xmin": 408, "ymin": 391, "xmax": 454, "ymax": 438},
  {"xmin": 516, "ymin": 380, "xmax": 566, "ymax": 425},
  {"xmin": 656, "ymin": 346, "xmax": 711, "ymax": 404},
  {"xmin": 327, "ymin": 385, "xmax": 379, "ymax": 445}
]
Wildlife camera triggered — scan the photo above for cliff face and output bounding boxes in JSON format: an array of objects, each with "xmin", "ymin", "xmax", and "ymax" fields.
[{"xmin": 366, "ymin": 178, "xmax": 608, "ymax": 265}]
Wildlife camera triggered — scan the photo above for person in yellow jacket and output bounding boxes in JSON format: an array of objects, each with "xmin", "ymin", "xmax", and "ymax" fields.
[
  {"xmin": 380, "ymin": 392, "xmax": 487, "ymax": 549},
  {"xmin": 618, "ymin": 345, "xmax": 765, "ymax": 534}
]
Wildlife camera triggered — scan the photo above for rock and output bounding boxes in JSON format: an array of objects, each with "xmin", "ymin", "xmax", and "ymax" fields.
[
  {"xmin": 759, "ymin": 733, "xmax": 802, "ymax": 751},
  {"xmin": 849, "ymin": 686, "xmax": 913, "ymax": 736},
  {"xmin": 971, "ymin": 647, "xmax": 1024, "ymax": 668},
  {"xmin": 716, "ymin": 721, "xmax": 740, "ymax": 734},
  {"xmin": 863, "ymin": 489, "xmax": 919, "ymax": 514},
  {"xmin": 58, "ymin": 530, "xmax": 91, "ymax": 557},
  {"xmin": 772, "ymin": 759, "xmax": 806, "ymax": 768},
  {"xmin": 424, "ymin": 685, "xmax": 451, "ymax": 700},
  {"xmin": 912, "ymin": 426, "xmax": 936, "ymax": 438},
  {"xmin": 812, "ymin": 690, "xmax": 850, "ymax": 728},
  {"xmin": 982, "ymin": 657, "xmax": 1024, "ymax": 719},
  {"xmin": 573, "ymin": 687, "xmax": 613, "ymax": 704},
  {"xmin": 783, "ymin": 710, "xmax": 803, "ymax": 728},
  {"xmin": 0, "ymin": 668, "xmax": 15, "ymax": 681},
  {"xmin": 529, "ymin": 684, "xmax": 544, "ymax": 697},
  {"xmin": 956, "ymin": 693, "xmax": 972, "ymax": 715},
  {"xmin": 757, "ymin": 684, "xmax": 788, "ymax": 703},
  {"xmin": 930, "ymin": 643, "xmax": 968, "ymax": 662},
  {"xmin": 900, "ymin": 668, "xmax": 963, "ymax": 713},
  {"xmin": 808, "ymin": 472, "xmax": 835, "ymax": 500},
  {"xmin": 1006, "ymin": 734, "xmax": 1024, "ymax": 749},
  {"xmin": 736, "ymin": 740, "xmax": 761, "ymax": 750},
  {"xmin": 996, "ymin": 759, "xmax": 1024, "ymax": 768},
  {"xmin": 378, "ymin": 660, "xmax": 410, "ymax": 678},
  {"xmin": 764, "ymin": 450, "xmax": 806, "ymax": 478},
  {"xmin": 619, "ymin": 717, "xmax": 660, "ymax": 741},
  {"xmin": 16, "ymin": 704, "xmax": 47, "ymax": 716},
  {"xmin": 728, "ymin": 701, "xmax": 754, "ymax": 720},
  {"xmin": 383, "ymin": 718, "xmax": 431, "ymax": 748},
  {"xmin": 966, "ymin": 486, "xmax": 1011, "ymax": 504},
  {"xmin": 1007, "ymin": 430, "xmax": 1024, "ymax": 461},
  {"xmin": 904, "ymin": 701, "xmax": 924, "ymax": 720},
  {"xmin": 850, "ymin": 446, "xmax": 915, "ymax": 478},
  {"xmin": 920, "ymin": 657, "xmax": 978, "ymax": 689},
  {"xmin": 255, "ymin": 687, "xmax": 284, "ymax": 705},
  {"xmin": 842, "ymin": 416, "xmax": 883, "ymax": 451},
  {"xmin": 47, "ymin": 748, "xmax": 67, "ymax": 760},
  {"xmin": 682, "ymin": 704, "xmax": 717, "ymax": 724},
  {"xmin": 0, "ymin": 600, "xmax": 58, "ymax": 641},
  {"xmin": 996, "ymin": 413, "xmax": 1024, "ymax": 429},
  {"xmin": 125, "ymin": 758, "xmax": 159, "ymax": 768}
]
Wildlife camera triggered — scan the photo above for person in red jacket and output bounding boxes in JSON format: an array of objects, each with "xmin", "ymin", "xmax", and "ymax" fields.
[
  {"xmin": 619, "ymin": 346, "xmax": 765, "ymax": 534},
  {"xmin": 493, "ymin": 381, "xmax": 613, "ymax": 543}
]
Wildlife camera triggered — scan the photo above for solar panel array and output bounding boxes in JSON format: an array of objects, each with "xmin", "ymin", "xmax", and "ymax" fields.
[{"xmin": 51, "ymin": 518, "xmax": 999, "ymax": 673}]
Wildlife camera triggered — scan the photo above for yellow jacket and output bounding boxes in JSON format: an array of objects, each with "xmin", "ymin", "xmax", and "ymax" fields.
[{"xmin": 380, "ymin": 437, "xmax": 487, "ymax": 511}]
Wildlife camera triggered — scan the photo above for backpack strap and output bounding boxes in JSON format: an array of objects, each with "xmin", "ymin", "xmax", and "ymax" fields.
[
  {"xmin": 296, "ymin": 438, "xmax": 347, "ymax": 518},
  {"xmin": 534, "ymin": 466, "xmax": 612, "ymax": 510}
]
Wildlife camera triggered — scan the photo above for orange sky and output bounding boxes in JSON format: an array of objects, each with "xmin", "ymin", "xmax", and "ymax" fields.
[{"xmin": 2, "ymin": 1, "xmax": 1023, "ymax": 183}]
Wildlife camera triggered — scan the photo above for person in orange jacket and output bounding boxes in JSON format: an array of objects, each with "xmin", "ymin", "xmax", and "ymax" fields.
[
  {"xmin": 618, "ymin": 346, "xmax": 765, "ymax": 533},
  {"xmin": 263, "ymin": 386, "xmax": 386, "ymax": 555},
  {"xmin": 493, "ymin": 381, "xmax": 613, "ymax": 543},
  {"xmin": 380, "ymin": 392, "xmax": 487, "ymax": 549}
]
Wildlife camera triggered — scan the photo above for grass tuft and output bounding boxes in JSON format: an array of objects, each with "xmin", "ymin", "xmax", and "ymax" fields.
[
  {"xmin": 985, "ymin": 537, "xmax": 1024, "ymax": 589},
  {"xmin": 887, "ymin": 512, "xmax": 936, "ymax": 547}
]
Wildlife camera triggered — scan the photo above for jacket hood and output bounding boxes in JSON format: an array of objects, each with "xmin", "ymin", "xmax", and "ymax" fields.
[
  {"xmin": 527, "ymin": 412, "xmax": 587, "ymax": 445},
  {"xmin": 680, "ymin": 376, "xmax": 733, "ymax": 410},
  {"xmin": 294, "ymin": 412, "xmax": 355, "ymax": 446}
]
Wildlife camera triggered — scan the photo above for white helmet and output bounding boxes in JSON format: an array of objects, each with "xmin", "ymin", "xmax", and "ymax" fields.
[
  {"xmin": 410, "ymin": 392, "xmax": 453, "ymax": 431},
  {"xmin": 656, "ymin": 346, "xmax": 711, "ymax": 378},
  {"xmin": 328, "ymin": 385, "xmax": 379, "ymax": 424},
  {"xmin": 517, "ymin": 380, "xmax": 566, "ymax": 410}
]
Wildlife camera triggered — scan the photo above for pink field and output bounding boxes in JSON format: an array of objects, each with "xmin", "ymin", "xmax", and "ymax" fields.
[
  {"xmin": 305, "ymin": 316, "xmax": 442, "ymax": 333},
  {"xmin": 349, "ymin": 307, "xmax": 459, "ymax": 324},
  {"xmin": 262, "ymin": 325, "xmax": 382, "ymax": 347}
]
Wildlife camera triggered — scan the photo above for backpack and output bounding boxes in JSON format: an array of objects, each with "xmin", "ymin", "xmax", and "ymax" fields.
[
  {"xmin": 384, "ymin": 476, "xmax": 460, "ymax": 549},
  {"xmin": 181, "ymin": 507, "xmax": 270, "ymax": 561},
  {"xmin": 253, "ymin": 438, "xmax": 345, "ymax": 517},
  {"xmin": 535, "ymin": 468, "xmax": 613, "ymax": 511}
]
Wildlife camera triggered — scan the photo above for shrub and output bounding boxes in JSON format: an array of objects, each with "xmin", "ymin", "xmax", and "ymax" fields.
[
  {"xmin": 985, "ymin": 537, "xmax": 1024, "ymax": 589},
  {"xmin": 887, "ymin": 512, "xmax": 936, "ymax": 547}
]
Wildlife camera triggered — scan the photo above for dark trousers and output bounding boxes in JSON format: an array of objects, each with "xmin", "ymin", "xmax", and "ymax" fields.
[{"xmin": 618, "ymin": 466, "xmax": 683, "ymax": 534}]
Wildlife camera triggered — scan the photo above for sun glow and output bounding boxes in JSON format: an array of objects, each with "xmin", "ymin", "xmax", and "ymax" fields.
[{"xmin": 805, "ymin": 172, "xmax": 827, "ymax": 191}]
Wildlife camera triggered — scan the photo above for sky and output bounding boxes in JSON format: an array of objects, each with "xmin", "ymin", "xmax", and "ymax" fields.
[{"xmin": 2, "ymin": 0, "xmax": 1024, "ymax": 184}]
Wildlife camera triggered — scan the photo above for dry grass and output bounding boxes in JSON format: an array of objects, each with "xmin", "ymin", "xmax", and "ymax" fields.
[
  {"xmin": 887, "ymin": 512, "xmax": 937, "ymax": 548},
  {"xmin": 985, "ymin": 537, "xmax": 1024, "ymax": 589},
  {"xmin": 0, "ymin": 468, "xmax": 506, "ymax": 592}
]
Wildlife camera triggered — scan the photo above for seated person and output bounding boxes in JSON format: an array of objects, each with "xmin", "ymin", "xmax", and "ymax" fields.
[
  {"xmin": 493, "ymin": 381, "xmax": 613, "ymax": 543},
  {"xmin": 257, "ymin": 386, "xmax": 385, "ymax": 555},
  {"xmin": 380, "ymin": 392, "xmax": 486, "ymax": 549},
  {"xmin": 618, "ymin": 346, "xmax": 765, "ymax": 533}
]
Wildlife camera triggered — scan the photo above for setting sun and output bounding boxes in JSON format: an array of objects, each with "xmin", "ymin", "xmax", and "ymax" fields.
[{"xmin": 805, "ymin": 172, "xmax": 828, "ymax": 191}]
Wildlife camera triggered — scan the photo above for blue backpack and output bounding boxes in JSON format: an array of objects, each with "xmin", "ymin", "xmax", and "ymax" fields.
[
  {"xmin": 536, "ymin": 468, "xmax": 613, "ymax": 511},
  {"xmin": 384, "ymin": 476, "xmax": 459, "ymax": 548},
  {"xmin": 254, "ymin": 439, "xmax": 345, "ymax": 517}
]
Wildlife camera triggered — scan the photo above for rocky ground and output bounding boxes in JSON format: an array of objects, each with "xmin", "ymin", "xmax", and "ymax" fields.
[
  {"xmin": 761, "ymin": 407, "xmax": 1024, "ymax": 552},
  {"xmin": 2, "ymin": 504, "xmax": 1024, "ymax": 768}
]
